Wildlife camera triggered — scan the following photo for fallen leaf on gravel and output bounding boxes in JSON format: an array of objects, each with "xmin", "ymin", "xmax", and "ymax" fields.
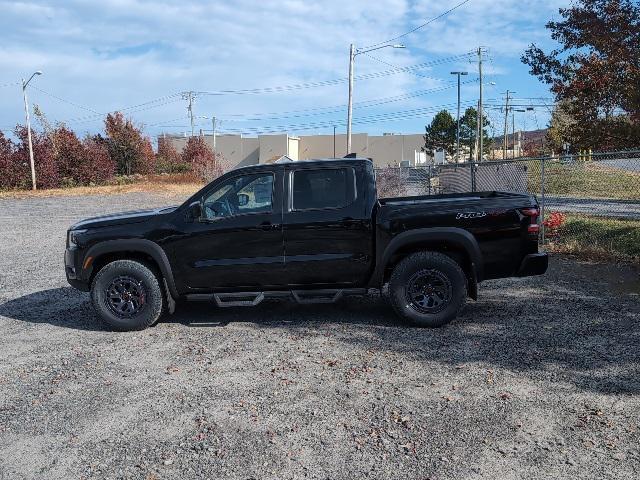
[
  {"xmin": 399, "ymin": 442, "xmax": 416, "ymax": 454},
  {"xmin": 486, "ymin": 370, "xmax": 495, "ymax": 384}
]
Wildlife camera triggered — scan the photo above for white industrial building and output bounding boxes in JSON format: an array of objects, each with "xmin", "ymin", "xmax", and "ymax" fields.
[{"xmin": 160, "ymin": 132, "xmax": 432, "ymax": 169}]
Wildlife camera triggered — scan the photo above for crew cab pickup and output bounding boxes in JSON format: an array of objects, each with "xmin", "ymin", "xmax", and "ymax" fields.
[{"xmin": 65, "ymin": 158, "xmax": 548, "ymax": 331}]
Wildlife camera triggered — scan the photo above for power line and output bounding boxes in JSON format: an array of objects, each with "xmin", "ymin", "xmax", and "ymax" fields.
[
  {"xmin": 0, "ymin": 81, "xmax": 21, "ymax": 88},
  {"xmin": 194, "ymin": 53, "xmax": 473, "ymax": 96},
  {"xmin": 217, "ymin": 83, "xmax": 474, "ymax": 122},
  {"xmin": 64, "ymin": 95, "xmax": 184, "ymax": 125},
  {"xmin": 155, "ymin": 101, "xmax": 478, "ymax": 135},
  {"xmin": 363, "ymin": 0, "xmax": 474, "ymax": 49},
  {"xmin": 29, "ymin": 85, "xmax": 101, "ymax": 114},
  {"xmin": 146, "ymin": 115, "xmax": 191, "ymax": 127},
  {"xmin": 361, "ymin": 52, "xmax": 448, "ymax": 82},
  {"xmin": 22, "ymin": 53, "xmax": 472, "ymax": 127}
]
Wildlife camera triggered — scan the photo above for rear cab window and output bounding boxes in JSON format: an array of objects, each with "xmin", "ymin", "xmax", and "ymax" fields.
[{"xmin": 291, "ymin": 167, "xmax": 355, "ymax": 211}]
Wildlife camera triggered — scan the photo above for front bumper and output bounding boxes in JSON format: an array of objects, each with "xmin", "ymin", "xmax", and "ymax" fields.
[
  {"xmin": 516, "ymin": 253, "xmax": 549, "ymax": 277},
  {"xmin": 65, "ymin": 247, "xmax": 90, "ymax": 291}
]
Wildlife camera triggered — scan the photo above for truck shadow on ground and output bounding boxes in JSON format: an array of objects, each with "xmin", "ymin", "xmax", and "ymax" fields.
[{"xmin": 1, "ymin": 280, "xmax": 638, "ymax": 395}]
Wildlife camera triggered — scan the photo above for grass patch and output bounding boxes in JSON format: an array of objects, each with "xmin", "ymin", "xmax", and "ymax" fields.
[
  {"xmin": 546, "ymin": 214, "xmax": 640, "ymax": 261},
  {"xmin": 528, "ymin": 161, "xmax": 640, "ymax": 200},
  {"xmin": 0, "ymin": 174, "xmax": 204, "ymax": 199}
]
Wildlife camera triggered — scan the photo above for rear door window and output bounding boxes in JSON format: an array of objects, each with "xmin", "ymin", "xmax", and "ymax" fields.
[{"xmin": 292, "ymin": 168, "xmax": 354, "ymax": 210}]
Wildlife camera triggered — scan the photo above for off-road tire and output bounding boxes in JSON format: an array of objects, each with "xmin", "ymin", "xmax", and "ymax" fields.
[
  {"xmin": 91, "ymin": 260, "xmax": 164, "ymax": 331},
  {"xmin": 389, "ymin": 251, "xmax": 466, "ymax": 328}
]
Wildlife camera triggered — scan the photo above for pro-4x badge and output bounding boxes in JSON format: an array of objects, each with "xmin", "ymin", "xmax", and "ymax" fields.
[{"xmin": 456, "ymin": 212, "xmax": 487, "ymax": 219}]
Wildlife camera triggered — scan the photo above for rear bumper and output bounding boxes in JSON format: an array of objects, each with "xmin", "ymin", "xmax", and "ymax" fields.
[{"xmin": 517, "ymin": 253, "xmax": 549, "ymax": 277}]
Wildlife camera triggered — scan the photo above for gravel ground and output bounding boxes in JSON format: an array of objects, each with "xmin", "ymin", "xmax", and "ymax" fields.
[{"xmin": 0, "ymin": 192, "xmax": 639, "ymax": 480}]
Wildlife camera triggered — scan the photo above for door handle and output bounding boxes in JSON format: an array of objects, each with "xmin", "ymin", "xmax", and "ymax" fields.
[
  {"xmin": 341, "ymin": 217, "xmax": 359, "ymax": 227},
  {"xmin": 259, "ymin": 222, "xmax": 280, "ymax": 231}
]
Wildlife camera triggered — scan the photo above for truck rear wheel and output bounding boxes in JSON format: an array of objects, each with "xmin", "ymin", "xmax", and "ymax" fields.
[
  {"xmin": 90, "ymin": 259, "xmax": 164, "ymax": 331},
  {"xmin": 389, "ymin": 252, "xmax": 466, "ymax": 328}
]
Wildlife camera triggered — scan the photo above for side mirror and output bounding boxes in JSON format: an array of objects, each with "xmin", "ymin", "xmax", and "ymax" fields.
[
  {"xmin": 237, "ymin": 193, "xmax": 249, "ymax": 207},
  {"xmin": 187, "ymin": 201, "xmax": 202, "ymax": 221}
]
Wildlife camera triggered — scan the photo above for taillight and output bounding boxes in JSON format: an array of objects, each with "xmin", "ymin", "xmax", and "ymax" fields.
[
  {"xmin": 520, "ymin": 207, "xmax": 540, "ymax": 236},
  {"xmin": 520, "ymin": 207, "xmax": 539, "ymax": 218}
]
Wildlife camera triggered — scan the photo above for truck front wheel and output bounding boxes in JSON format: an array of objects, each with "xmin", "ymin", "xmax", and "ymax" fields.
[
  {"xmin": 389, "ymin": 252, "xmax": 466, "ymax": 328},
  {"xmin": 90, "ymin": 259, "xmax": 165, "ymax": 331}
]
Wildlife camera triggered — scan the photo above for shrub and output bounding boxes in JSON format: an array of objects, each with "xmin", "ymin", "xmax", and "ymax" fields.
[
  {"xmin": 53, "ymin": 127, "xmax": 85, "ymax": 184},
  {"xmin": 376, "ymin": 167, "xmax": 407, "ymax": 198},
  {"xmin": 0, "ymin": 132, "xmax": 27, "ymax": 189},
  {"xmin": 156, "ymin": 138, "xmax": 191, "ymax": 174},
  {"xmin": 181, "ymin": 136, "xmax": 223, "ymax": 182},
  {"xmin": 543, "ymin": 211, "xmax": 566, "ymax": 237},
  {"xmin": 104, "ymin": 112, "xmax": 155, "ymax": 175},
  {"xmin": 137, "ymin": 137, "xmax": 156, "ymax": 175},
  {"xmin": 13, "ymin": 126, "xmax": 58, "ymax": 189},
  {"xmin": 81, "ymin": 135, "xmax": 116, "ymax": 184}
]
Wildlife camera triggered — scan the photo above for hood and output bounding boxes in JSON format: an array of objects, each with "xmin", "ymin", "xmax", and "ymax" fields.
[{"xmin": 70, "ymin": 205, "xmax": 178, "ymax": 230}]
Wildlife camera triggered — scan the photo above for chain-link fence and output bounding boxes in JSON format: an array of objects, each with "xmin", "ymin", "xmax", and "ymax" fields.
[{"xmin": 376, "ymin": 150, "xmax": 640, "ymax": 259}]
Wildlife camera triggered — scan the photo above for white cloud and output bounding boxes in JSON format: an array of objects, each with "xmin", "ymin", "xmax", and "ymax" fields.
[{"xmin": 0, "ymin": 0, "xmax": 568, "ymax": 138}]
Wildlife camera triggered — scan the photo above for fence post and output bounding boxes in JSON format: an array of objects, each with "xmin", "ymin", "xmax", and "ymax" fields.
[
  {"xmin": 427, "ymin": 164, "xmax": 432, "ymax": 195},
  {"xmin": 470, "ymin": 163, "xmax": 476, "ymax": 192},
  {"xmin": 540, "ymin": 158, "xmax": 546, "ymax": 245}
]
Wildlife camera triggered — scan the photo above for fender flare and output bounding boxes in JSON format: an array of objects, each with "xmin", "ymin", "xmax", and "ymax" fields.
[
  {"xmin": 368, "ymin": 227, "xmax": 484, "ymax": 287},
  {"xmin": 83, "ymin": 239, "xmax": 179, "ymax": 299}
]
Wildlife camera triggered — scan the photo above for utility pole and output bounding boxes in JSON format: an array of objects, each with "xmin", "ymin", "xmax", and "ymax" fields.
[
  {"xmin": 450, "ymin": 71, "xmax": 468, "ymax": 162},
  {"xmin": 22, "ymin": 71, "xmax": 43, "ymax": 190},
  {"xmin": 476, "ymin": 47, "xmax": 484, "ymax": 162},
  {"xmin": 511, "ymin": 109, "xmax": 526, "ymax": 158},
  {"xmin": 503, "ymin": 90, "xmax": 512, "ymax": 160},
  {"xmin": 475, "ymin": 99, "xmax": 481, "ymax": 160},
  {"xmin": 512, "ymin": 111, "xmax": 516, "ymax": 159},
  {"xmin": 347, "ymin": 44, "xmax": 355, "ymax": 156},
  {"xmin": 183, "ymin": 91, "xmax": 195, "ymax": 137}
]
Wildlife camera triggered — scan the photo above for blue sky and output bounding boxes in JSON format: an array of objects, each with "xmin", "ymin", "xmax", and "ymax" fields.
[{"xmin": 0, "ymin": 0, "xmax": 568, "ymax": 142}]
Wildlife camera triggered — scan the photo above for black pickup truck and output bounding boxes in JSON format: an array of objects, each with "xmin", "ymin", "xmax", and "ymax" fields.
[{"xmin": 65, "ymin": 158, "xmax": 547, "ymax": 331}]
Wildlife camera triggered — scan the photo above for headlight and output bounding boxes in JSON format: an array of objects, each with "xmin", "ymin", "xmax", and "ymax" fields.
[{"xmin": 67, "ymin": 229, "xmax": 87, "ymax": 247}]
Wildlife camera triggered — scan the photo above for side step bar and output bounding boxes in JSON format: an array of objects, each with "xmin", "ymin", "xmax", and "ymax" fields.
[
  {"xmin": 186, "ymin": 288, "xmax": 368, "ymax": 307},
  {"xmin": 213, "ymin": 292, "xmax": 264, "ymax": 307}
]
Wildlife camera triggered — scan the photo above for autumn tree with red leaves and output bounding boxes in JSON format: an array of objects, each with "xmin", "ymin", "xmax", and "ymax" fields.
[
  {"xmin": 104, "ymin": 112, "xmax": 155, "ymax": 175},
  {"xmin": 13, "ymin": 126, "xmax": 58, "ymax": 189},
  {"xmin": 0, "ymin": 132, "xmax": 26, "ymax": 189},
  {"xmin": 181, "ymin": 136, "xmax": 223, "ymax": 181},
  {"xmin": 156, "ymin": 137, "xmax": 187, "ymax": 173},
  {"xmin": 522, "ymin": 0, "xmax": 640, "ymax": 150}
]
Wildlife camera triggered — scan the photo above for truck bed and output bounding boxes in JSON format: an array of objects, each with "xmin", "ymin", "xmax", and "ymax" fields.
[{"xmin": 378, "ymin": 191, "xmax": 531, "ymax": 207}]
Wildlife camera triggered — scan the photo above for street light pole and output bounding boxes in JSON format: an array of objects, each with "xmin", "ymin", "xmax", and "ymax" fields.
[
  {"xmin": 346, "ymin": 43, "xmax": 405, "ymax": 155},
  {"xmin": 333, "ymin": 125, "xmax": 336, "ymax": 158},
  {"xmin": 22, "ymin": 71, "xmax": 42, "ymax": 191},
  {"xmin": 212, "ymin": 116, "xmax": 217, "ymax": 151},
  {"xmin": 450, "ymin": 71, "xmax": 468, "ymax": 162},
  {"xmin": 347, "ymin": 44, "xmax": 355, "ymax": 156}
]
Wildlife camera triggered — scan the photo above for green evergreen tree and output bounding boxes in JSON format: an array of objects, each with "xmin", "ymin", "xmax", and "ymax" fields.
[
  {"xmin": 422, "ymin": 110, "xmax": 456, "ymax": 157},
  {"xmin": 459, "ymin": 107, "xmax": 492, "ymax": 160}
]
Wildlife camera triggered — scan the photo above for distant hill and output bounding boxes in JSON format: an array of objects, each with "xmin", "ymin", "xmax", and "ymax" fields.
[{"xmin": 492, "ymin": 129, "xmax": 547, "ymax": 147}]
